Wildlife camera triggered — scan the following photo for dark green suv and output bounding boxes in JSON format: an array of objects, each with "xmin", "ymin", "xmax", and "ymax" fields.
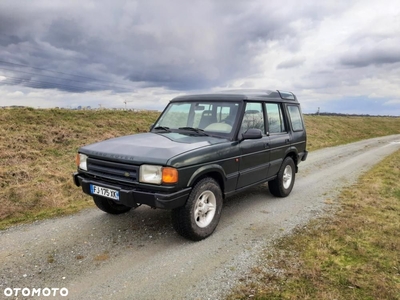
[{"xmin": 73, "ymin": 90, "xmax": 308, "ymax": 240}]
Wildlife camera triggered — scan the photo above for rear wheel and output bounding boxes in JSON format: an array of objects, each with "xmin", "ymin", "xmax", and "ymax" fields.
[
  {"xmin": 93, "ymin": 196, "xmax": 132, "ymax": 214},
  {"xmin": 268, "ymin": 157, "xmax": 296, "ymax": 197},
  {"xmin": 171, "ymin": 177, "xmax": 223, "ymax": 241}
]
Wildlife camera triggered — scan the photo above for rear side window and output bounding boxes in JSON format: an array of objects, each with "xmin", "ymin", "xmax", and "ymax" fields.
[
  {"xmin": 287, "ymin": 105, "xmax": 304, "ymax": 131},
  {"xmin": 265, "ymin": 103, "xmax": 286, "ymax": 134}
]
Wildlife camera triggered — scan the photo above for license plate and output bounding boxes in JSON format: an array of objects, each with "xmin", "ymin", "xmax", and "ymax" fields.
[{"xmin": 90, "ymin": 184, "xmax": 119, "ymax": 200}]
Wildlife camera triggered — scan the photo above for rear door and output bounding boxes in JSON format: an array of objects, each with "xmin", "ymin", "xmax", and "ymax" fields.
[
  {"xmin": 287, "ymin": 104, "xmax": 307, "ymax": 156},
  {"xmin": 265, "ymin": 102, "xmax": 291, "ymax": 178}
]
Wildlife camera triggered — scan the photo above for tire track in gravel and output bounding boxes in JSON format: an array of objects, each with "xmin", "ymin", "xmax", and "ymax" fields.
[{"xmin": 1, "ymin": 135, "xmax": 400, "ymax": 300}]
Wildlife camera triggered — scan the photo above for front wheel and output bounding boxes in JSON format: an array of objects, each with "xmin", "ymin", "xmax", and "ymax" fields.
[
  {"xmin": 268, "ymin": 157, "xmax": 296, "ymax": 197},
  {"xmin": 171, "ymin": 177, "xmax": 223, "ymax": 241},
  {"xmin": 93, "ymin": 196, "xmax": 132, "ymax": 214}
]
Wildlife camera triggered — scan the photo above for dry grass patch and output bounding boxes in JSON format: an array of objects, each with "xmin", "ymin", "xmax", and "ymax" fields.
[
  {"xmin": 228, "ymin": 150, "xmax": 400, "ymax": 300},
  {"xmin": 94, "ymin": 251, "xmax": 110, "ymax": 262},
  {"xmin": 304, "ymin": 115, "xmax": 400, "ymax": 151},
  {"xmin": 0, "ymin": 108, "xmax": 159, "ymax": 228}
]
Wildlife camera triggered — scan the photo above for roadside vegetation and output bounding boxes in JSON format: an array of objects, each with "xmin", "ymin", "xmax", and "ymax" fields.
[
  {"xmin": 0, "ymin": 108, "xmax": 158, "ymax": 228},
  {"xmin": 0, "ymin": 108, "xmax": 399, "ymax": 229},
  {"xmin": 228, "ymin": 149, "xmax": 400, "ymax": 299},
  {"xmin": 304, "ymin": 114, "xmax": 400, "ymax": 150}
]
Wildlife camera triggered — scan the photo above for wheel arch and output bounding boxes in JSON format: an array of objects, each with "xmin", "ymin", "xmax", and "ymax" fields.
[
  {"xmin": 284, "ymin": 147, "xmax": 299, "ymax": 172},
  {"xmin": 187, "ymin": 165, "xmax": 226, "ymax": 196}
]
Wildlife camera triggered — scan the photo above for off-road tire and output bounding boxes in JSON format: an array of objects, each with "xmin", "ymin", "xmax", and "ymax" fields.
[
  {"xmin": 268, "ymin": 157, "xmax": 296, "ymax": 197},
  {"xmin": 171, "ymin": 177, "xmax": 223, "ymax": 241}
]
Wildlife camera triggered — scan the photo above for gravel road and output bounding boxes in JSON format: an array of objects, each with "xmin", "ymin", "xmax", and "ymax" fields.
[{"xmin": 1, "ymin": 135, "xmax": 400, "ymax": 300}]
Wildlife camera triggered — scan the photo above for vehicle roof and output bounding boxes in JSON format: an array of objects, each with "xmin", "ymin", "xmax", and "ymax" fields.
[{"xmin": 171, "ymin": 89, "xmax": 298, "ymax": 103}]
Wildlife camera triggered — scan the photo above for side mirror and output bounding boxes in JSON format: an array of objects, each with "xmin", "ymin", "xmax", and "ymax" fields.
[
  {"xmin": 240, "ymin": 128, "xmax": 263, "ymax": 141},
  {"xmin": 149, "ymin": 123, "xmax": 154, "ymax": 131}
]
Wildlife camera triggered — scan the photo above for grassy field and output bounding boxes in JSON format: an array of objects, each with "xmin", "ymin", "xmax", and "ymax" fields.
[
  {"xmin": 0, "ymin": 108, "xmax": 159, "ymax": 228},
  {"xmin": 304, "ymin": 115, "xmax": 400, "ymax": 150},
  {"xmin": 0, "ymin": 108, "xmax": 399, "ymax": 229},
  {"xmin": 228, "ymin": 149, "xmax": 400, "ymax": 300}
]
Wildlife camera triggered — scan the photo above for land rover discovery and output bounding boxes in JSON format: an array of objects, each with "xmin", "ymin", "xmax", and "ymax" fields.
[{"xmin": 73, "ymin": 90, "xmax": 308, "ymax": 240}]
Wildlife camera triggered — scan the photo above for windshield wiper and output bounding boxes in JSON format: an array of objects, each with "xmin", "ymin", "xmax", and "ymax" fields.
[
  {"xmin": 178, "ymin": 127, "xmax": 209, "ymax": 136},
  {"xmin": 153, "ymin": 126, "xmax": 171, "ymax": 132}
]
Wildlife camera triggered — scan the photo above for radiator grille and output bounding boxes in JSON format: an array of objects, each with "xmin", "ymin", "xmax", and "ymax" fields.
[{"xmin": 87, "ymin": 158, "xmax": 139, "ymax": 184}]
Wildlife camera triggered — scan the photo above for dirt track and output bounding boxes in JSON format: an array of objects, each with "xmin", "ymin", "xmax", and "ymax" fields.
[{"xmin": 1, "ymin": 135, "xmax": 400, "ymax": 300}]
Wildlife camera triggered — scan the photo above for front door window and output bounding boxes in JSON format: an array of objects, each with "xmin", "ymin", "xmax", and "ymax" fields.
[{"xmin": 239, "ymin": 102, "xmax": 265, "ymax": 135}]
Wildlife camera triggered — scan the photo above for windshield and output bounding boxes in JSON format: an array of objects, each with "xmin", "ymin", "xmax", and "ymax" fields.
[{"xmin": 154, "ymin": 101, "xmax": 240, "ymax": 137}]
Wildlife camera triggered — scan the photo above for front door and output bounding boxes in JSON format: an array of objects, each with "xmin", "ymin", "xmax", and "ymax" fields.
[{"xmin": 237, "ymin": 102, "xmax": 270, "ymax": 189}]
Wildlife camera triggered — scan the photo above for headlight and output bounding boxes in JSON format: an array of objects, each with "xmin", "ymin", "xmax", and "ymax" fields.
[
  {"xmin": 139, "ymin": 165, "xmax": 178, "ymax": 184},
  {"xmin": 76, "ymin": 153, "xmax": 88, "ymax": 171}
]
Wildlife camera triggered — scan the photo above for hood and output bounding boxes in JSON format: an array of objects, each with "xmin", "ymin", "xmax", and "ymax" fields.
[{"xmin": 79, "ymin": 132, "xmax": 227, "ymax": 165}]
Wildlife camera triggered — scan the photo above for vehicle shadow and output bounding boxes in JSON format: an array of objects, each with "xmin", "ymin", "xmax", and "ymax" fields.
[{"xmin": 87, "ymin": 183, "xmax": 278, "ymax": 247}]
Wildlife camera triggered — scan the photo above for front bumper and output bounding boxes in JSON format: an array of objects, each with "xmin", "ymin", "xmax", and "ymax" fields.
[{"xmin": 73, "ymin": 173, "xmax": 191, "ymax": 209}]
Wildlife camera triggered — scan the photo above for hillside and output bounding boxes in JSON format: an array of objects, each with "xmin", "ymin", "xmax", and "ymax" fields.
[{"xmin": 1, "ymin": 108, "xmax": 399, "ymax": 228}]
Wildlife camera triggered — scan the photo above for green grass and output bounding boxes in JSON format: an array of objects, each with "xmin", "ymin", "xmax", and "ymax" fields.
[
  {"xmin": 0, "ymin": 108, "xmax": 399, "ymax": 228},
  {"xmin": 228, "ymin": 150, "xmax": 400, "ymax": 299}
]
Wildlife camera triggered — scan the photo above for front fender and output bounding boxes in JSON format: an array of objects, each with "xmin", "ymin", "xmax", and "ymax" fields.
[{"xmin": 187, "ymin": 164, "xmax": 227, "ymax": 187}]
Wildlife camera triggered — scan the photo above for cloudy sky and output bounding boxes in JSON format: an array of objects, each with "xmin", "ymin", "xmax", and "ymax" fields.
[{"xmin": 0, "ymin": 0, "xmax": 399, "ymax": 115}]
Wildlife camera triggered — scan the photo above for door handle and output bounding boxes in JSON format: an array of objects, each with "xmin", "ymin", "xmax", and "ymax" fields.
[{"xmin": 285, "ymin": 139, "xmax": 290, "ymax": 143}]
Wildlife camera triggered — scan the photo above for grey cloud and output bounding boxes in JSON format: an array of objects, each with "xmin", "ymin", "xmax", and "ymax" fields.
[
  {"xmin": 0, "ymin": 0, "xmax": 350, "ymax": 93},
  {"xmin": 0, "ymin": 35, "xmax": 23, "ymax": 47},
  {"xmin": 340, "ymin": 47, "xmax": 400, "ymax": 67},
  {"xmin": 340, "ymin": 31, "xmax": 400, "ymax": 67},
  {"xmin": 277, "ymin": 57, "xmax": 306, "ymax": 69}
]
